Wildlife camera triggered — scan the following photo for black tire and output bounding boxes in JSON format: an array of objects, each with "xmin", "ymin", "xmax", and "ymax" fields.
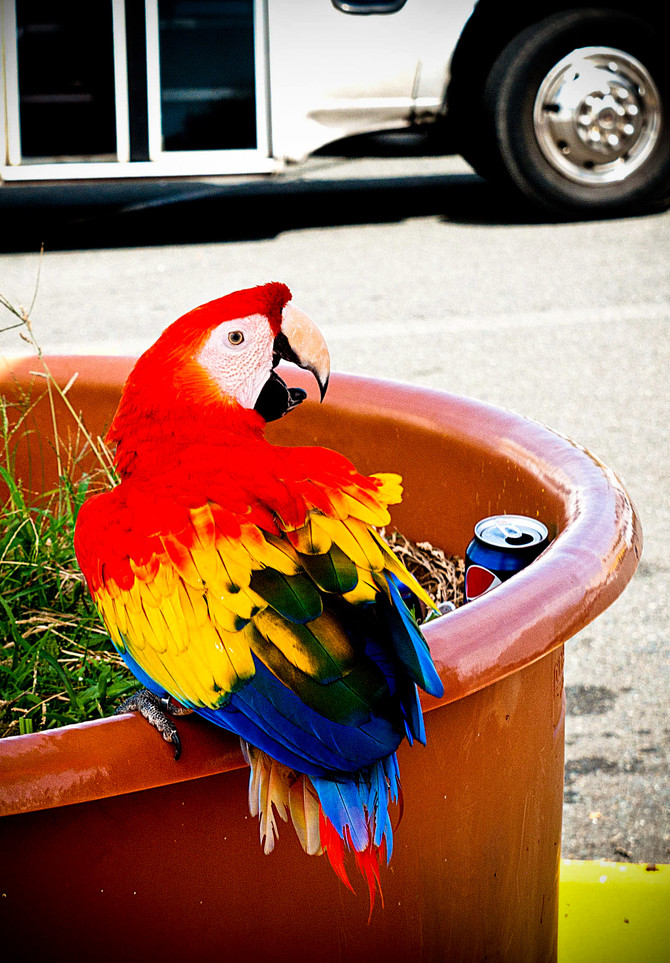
[{"xmin": 473, "ymin": 9, "xmax": 670, "ymax": 216}]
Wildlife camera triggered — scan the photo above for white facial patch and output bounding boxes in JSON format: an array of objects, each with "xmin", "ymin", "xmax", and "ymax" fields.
[{"xmin": 196, "ymin": 313, "xmax": 276, "ymax": 409}]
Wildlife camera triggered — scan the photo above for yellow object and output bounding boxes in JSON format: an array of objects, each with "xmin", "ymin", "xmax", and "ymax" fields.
[{"xmin": 559, "ymin": 860, "xmax": 670, "ymax": 962}]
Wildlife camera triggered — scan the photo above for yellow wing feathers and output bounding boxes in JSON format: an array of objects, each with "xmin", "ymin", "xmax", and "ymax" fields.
[{"xmin": 93, "ymin": 472, "xmax": 428, "ymax": 710}]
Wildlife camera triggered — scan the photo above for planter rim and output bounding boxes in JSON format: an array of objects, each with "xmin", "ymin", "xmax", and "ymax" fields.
[{"xmin": 0, "ymin": 355, "xmax": 642, "ymax": 818}]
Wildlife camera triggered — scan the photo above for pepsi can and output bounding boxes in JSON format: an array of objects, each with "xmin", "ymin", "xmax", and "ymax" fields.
[{"xmin": 465, "ymin": 515, "xmax": 549, "ymax": 602}]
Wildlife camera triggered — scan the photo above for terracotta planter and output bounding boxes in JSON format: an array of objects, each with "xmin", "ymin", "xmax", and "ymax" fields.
[{"xmin": 0, "ymin": 357, "xmax": 641, "ymax": 963}]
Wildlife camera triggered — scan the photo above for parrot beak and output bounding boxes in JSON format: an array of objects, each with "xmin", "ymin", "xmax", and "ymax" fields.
[
  {"xmin": 254, "ymin": 302, "xmax": 330, "ymax": 423},
  {"xmin": 276, "ymin": 302, "xmax": 330, "ymax": 401}
]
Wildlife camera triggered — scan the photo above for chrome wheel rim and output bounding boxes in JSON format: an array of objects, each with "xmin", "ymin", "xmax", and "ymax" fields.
[{"xmin": 533, "ymin": 46, "xmax": 662, "ymax": 185}]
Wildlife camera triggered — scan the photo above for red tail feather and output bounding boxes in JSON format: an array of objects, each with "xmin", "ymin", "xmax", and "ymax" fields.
[
  {"xmin": 353, "ymin": 840, "xmax": 385, "ymax": 920},
  {"xmin": 319, "ymin": 810, "xmax": 354, "ymax": 893},
  {"xmin": 319, "ymin": 812, "xmax": 385, "ymax": 918}
]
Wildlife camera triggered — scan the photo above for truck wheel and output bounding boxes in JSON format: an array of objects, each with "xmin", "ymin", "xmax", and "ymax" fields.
[{"xmin": 478, "ymin": 9, "xmax": 670, "ymax": 216}]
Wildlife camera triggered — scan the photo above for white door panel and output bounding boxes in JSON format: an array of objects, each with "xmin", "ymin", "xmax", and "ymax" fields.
[{"xmin": 267, "ymin": 0, "xmax": 477, "ymax": 158}]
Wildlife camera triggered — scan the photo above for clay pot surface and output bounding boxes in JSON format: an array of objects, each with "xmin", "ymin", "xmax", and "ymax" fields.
[{"xmin": 0, "ymin": 356, "xmax": 641, "ymax": 962}]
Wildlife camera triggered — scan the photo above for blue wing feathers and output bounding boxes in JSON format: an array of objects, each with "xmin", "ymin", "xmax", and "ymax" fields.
[
  {"xmin": 399, "ymin": 678, "xmax": 427, "ymax": 747},
  {"xmin": 384, "ymin": 575, "xmax": 444, "ymax": 699},
  {"xmin": 198, "ymin": 657, "xmax": 403, "ymax": 776}
]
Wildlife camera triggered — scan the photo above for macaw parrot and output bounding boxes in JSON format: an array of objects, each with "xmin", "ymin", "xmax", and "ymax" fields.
[{"xmin": 74, "ymin": 282, "xmax": 443, "ymax": 906}]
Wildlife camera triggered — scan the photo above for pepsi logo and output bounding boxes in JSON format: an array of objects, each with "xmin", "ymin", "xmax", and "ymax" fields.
[{"xmin": 465, "ymin": 565, "xmax": 502, "ymax": 601}]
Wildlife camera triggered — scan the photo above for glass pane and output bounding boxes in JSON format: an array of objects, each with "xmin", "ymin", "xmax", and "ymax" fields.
[
  {"xmin": 158, "ymin": 0, "xmax": 256, "ymax": 151},
  {"xmin": 15, "ymin": 0, "xmax": 116, "ymax": 159}
]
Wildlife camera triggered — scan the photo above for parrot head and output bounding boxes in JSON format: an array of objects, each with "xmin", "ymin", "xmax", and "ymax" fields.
[
  {"xmin": 107, "ymin": 282, "xmax": 330, "ymax": 464},
  {"xmin": 194, "ymin": 281, "xmax": 330, "ymax": 423}
]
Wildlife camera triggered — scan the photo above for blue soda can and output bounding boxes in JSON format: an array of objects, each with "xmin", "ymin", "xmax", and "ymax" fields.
[{"xmin": 465, "ymin": 515, "xmax": 549, "ymax": 602}]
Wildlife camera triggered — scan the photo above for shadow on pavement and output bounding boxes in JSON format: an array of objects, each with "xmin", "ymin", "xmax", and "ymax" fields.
[{"xmin": 0, "ymin": 170, "xmax": 559, "ymax": 253}]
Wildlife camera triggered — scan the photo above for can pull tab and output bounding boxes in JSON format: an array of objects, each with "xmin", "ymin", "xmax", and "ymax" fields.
[{"xmin": 497, "ymin": 523, "xmax": 534, "ymax": 546}]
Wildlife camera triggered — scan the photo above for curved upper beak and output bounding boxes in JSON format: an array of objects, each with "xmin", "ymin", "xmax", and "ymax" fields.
[{"xmin": 276, "ymin": 302, "xmax": 330, "ymax": 401}]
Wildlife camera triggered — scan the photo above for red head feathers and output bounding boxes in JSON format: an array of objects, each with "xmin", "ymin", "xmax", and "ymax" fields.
[{"xmin": 106, "ymin": 282, "xmax": 330, "ymax": 477}]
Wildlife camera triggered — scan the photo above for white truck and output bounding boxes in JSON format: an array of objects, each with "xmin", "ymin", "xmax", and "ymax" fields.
[{"xmin": 1, "ymin": 0, "xmax": 667, "ymax": 216}]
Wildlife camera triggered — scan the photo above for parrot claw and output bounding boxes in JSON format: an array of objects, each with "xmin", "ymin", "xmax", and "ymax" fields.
[
  {"xmin": 115, "ymin": 688, "xmax": 189, "ymax": 760},
  {"xmin": 170, "ymin": 729, "xmax": 182, "ymax": 762}
]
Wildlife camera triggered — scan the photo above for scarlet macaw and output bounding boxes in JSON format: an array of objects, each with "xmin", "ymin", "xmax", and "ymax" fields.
[{"xmin": 74, "ymin": 282, "xmax": 443, "ymax": 904}]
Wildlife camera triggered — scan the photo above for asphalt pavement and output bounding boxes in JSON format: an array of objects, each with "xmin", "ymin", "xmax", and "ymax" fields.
[{"xmin": 0, "ymin": 151, "xmax": 668, "ymax": 865}]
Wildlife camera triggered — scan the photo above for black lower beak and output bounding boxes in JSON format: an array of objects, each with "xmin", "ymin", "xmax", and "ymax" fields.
[{"xmin": 254, "ymin": 371, "xmax": 307, "ymax": 422}]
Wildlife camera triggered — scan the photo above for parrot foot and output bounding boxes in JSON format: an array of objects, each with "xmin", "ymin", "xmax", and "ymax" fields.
[{"xmin": 115, "ymin": 689, "xmax": 191, "ymax": 760}]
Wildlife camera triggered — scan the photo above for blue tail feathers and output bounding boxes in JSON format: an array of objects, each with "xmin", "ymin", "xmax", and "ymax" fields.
[{"xmin": 311, "ymin": 753, "xmax": 400, "ymax": 860}]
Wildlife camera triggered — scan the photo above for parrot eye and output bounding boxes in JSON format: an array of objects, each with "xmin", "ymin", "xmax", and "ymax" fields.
[{"xmin": 228, "ymin": 330, "xmax": 245, "ymax": 346}]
